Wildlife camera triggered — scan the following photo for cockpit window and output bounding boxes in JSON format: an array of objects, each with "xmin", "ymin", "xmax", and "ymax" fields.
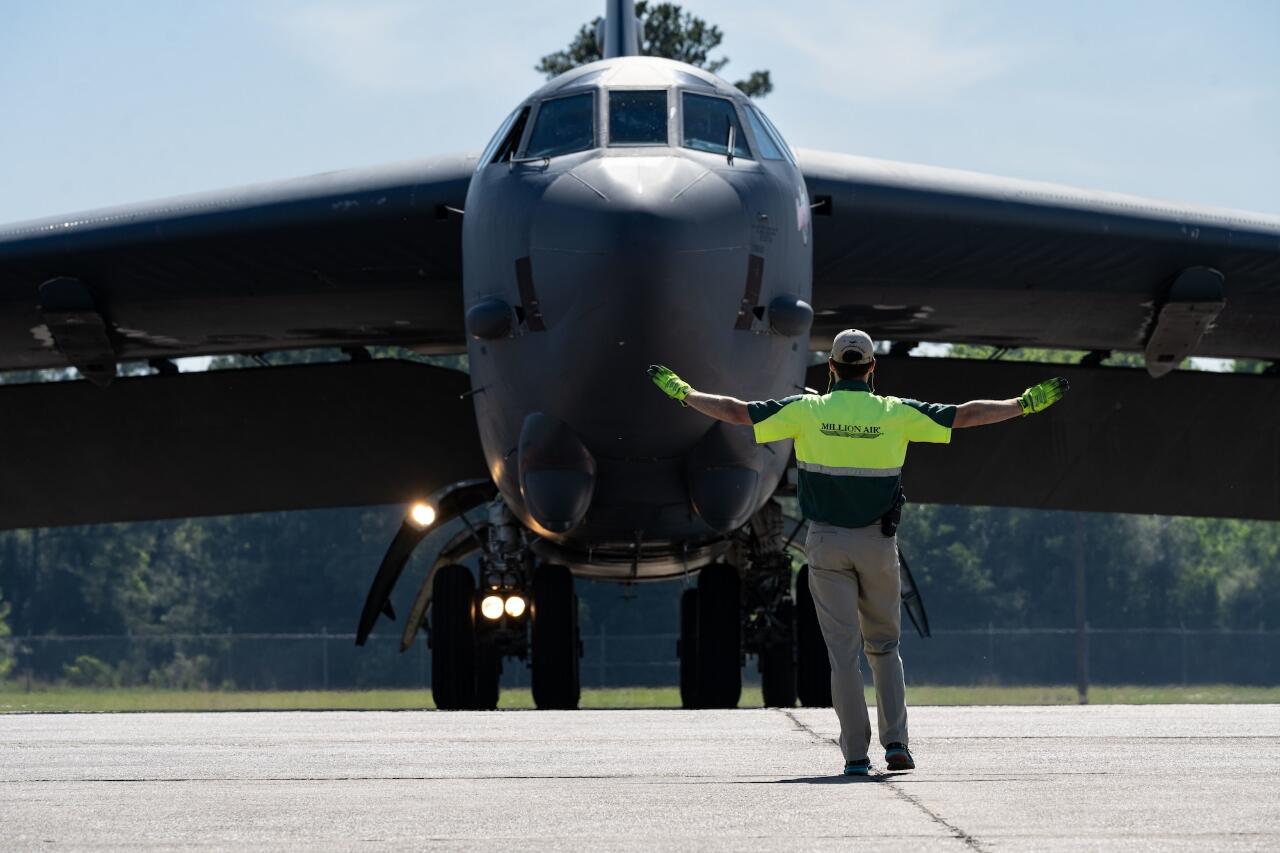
[
  {"xmin": 526, "ymin": 93, "xmax": 595, "ymax": 159},
  {"xmin": 480, "ymin": 106, "xmax": 530, "ymax": 168},
  {"xmin": 682, "ymin": 93, "xmax": 752, "ymax": 160},
  {"xmin": 608, "ymin": 90, "xmax": 669, "ymax": 145},
  {"xmin": 748, "ymin": 105, "xmax": 796, "ymax": 165},
  {"xmin": 743, "ymin": 105, "xmax": 785, "ymax": 162}
]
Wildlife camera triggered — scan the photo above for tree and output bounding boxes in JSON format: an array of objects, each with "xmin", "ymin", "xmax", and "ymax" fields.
[
  {"xmin": 535, "ymin": 2, "xmax": 773, "ymax": 98},
  {"xmin": 0, "ymin": 587, "xmax": 12, "ymax": 680}
]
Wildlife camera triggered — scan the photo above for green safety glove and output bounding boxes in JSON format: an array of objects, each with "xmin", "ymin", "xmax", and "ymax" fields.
[
  {"xmin": 1018, "ymin": 377, "xmax": 1069, "ymax": 416},
  {"xmin": 647, "ymin": 364, "xmax": 692, "ymax": 406}
]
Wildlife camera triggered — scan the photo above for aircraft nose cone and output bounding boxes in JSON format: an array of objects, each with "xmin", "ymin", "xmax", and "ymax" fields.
[
  {"xmin": 523, "ymin": 156, "xmax": 752, "ymax": 457},
  {"xmin": 533, "ymin": 156, "xmax": 745, "ymax": 253}
]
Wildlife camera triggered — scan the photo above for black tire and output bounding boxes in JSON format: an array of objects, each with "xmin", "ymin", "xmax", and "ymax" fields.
[
  {"xmin": 531, "ymin": 564, "xmax": 580, "ymax": 710},
  {"xmin": 678, "ymin": 587, "xmax": 699, "ymax": 709},
  {"xmin": 696, "ymin": 563, "xmax": 741, "ymax": 709},
  {"xmin": 474, "ymin": 645, "xmax": 502, "ymax": 711},
  {"xmin": 796, "ymin": 565, "xmax": 833, "ymax": 707},
  {"xmin": 431, "ymin": 564, "xmax": 478, "ymax": 710},
  {"xmin": 759, "ymin": 599, "xmax": 798, "ymax": 708}
]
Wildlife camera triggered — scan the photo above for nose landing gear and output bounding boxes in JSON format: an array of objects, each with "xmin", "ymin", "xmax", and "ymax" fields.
[
  {"xmin": 427, "ymin": 501, "xmax": 583, "ymax": 710},
  {"xmin": 358, "ymin": 482, "xmax": 583, "ymax": 710}
]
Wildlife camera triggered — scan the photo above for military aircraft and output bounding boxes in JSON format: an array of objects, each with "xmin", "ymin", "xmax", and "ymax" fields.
[{"xmin": 2, "ymin": 1, "xmax": 1278, "ymax": 711}]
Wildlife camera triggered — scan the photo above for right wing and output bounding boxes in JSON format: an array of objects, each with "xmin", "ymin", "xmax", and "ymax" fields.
[
  {"xmin": 800, "ymin": 149, "xmax": 1280, "ymax": 362},
  {"xmin": 805, "ymin": 358, "xmax": 1280, "ymax": 522},
  {"xmin": 0, "ymin": 153, "xmax": 477, "ymax": 379}
]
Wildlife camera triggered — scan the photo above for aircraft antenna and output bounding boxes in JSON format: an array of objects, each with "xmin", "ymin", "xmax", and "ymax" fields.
[{"xmin": 599, "ymin": 0, "xmax": 641, "ymax": 58}]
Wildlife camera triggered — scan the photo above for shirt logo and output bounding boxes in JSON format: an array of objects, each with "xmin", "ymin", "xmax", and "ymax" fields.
[{"xmin": 820, "ymin": 423, "xmax": 882, "ymax": 439}]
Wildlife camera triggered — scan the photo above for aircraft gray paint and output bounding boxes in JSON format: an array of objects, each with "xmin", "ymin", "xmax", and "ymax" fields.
[
  {"xmin": 2, "ymin": 0, "xmax": 1279, "ymax": 709},
  {"xmin": 465, "ymin": 56, "xmax": 812, "ymax": 577}
]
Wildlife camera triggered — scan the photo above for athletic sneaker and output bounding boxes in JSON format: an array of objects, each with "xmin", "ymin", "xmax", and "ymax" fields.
[
  {"xmin": 843, "ymin": 758, "xmax": 872, "ymax": 776},
  {"xmin": 885, "ymin": 743, "xmax": 915, "ymax": 771}
]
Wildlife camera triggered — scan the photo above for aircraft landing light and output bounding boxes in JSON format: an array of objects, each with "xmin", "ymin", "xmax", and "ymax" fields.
[
  {"xmin": 480, "ymin": 595, "xmax": 505, "ymax": 620},
  {"xmin": 408, "ymin": 502, "xmax": 436, "ymax": 529},
  {"xmin": 504, "ymin": 595, "xmax": 527, "ymax": 618}
]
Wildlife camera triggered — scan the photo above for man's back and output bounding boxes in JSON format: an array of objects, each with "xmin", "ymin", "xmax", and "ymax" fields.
[{"xmin": 747, "ymin": 378, "xmax": 955, "ymax": 528}]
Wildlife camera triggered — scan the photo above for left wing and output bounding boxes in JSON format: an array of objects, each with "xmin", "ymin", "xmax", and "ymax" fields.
[
  {"xmin": 800, "ymin": 149, "xmax": 1280, "ymax": 364},
  {"xmin": 0, "ymin": 360, "xmax": 483, "ymax": 530},
  {"xmin": 0, "ymin": 153, "xmax": 477, "ymax": 381}
]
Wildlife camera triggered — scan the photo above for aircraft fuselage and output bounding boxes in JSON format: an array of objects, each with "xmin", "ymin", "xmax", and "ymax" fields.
[{"xmin": 462, "ymin": 58, "xmax": 814, "ymax": 577}]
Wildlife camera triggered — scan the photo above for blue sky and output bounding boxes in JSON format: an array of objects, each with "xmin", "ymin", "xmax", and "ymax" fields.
[{"xmin": 1, "ymin": 0, "xmax": 1276, "ymax": 224}]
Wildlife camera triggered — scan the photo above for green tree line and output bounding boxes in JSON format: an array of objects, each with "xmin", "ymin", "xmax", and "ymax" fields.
[{"xmin": 2, "ymin": 478, "xmax": 1276, "ymax": 686}]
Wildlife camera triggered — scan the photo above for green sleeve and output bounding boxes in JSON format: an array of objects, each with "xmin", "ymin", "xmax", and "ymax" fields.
[
  {"xmin": 897, "ymin": 398, "xmax": 956, "ymax": 444},
  {"xmin": 748, "ymin": 395, "xmax": 806, "ymax": 444}
]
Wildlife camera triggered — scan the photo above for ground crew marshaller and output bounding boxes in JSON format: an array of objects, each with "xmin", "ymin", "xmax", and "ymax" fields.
[{"xmin": 648, "ymin": 330, "xmax": 1068, "ymax": 775}]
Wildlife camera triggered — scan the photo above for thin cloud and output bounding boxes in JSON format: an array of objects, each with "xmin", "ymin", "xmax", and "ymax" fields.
[
  {"xmin": 269, "ymin": 2, "xmax": 427, "ymax": 92},
  {"xmin": 265, "ymin": 1, "xmax": 540, "ymax": 95},
  {"xmin": 759, "ymin": 1, "xmax": 1017, "ymax": 103}
]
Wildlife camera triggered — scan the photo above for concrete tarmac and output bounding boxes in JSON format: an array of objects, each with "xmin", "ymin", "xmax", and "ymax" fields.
[{"xmin": 2, "ymin": 704, "xmax": 1278, "ymax": 851}]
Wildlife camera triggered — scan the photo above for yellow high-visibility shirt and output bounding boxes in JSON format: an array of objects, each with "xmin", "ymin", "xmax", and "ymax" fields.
[{"xmin": 748, "ymin": 379, "xmax": 955, "ymax": 528}]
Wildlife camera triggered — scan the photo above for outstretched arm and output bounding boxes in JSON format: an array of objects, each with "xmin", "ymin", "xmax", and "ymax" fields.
[
  {"xmin": 647, "ymin": 365, "xmax": 752, "ymax": 425},
  {"xmin": 953, "ymin": 377, "xmax": 1070, "ymax": 429},
  {"xmin": 685, "ymin": 390, "xmax": 752, "ymax": 425},
  {"xmin": 953, "ymin": 398, "xmax": 1022, "ymax": 428}
]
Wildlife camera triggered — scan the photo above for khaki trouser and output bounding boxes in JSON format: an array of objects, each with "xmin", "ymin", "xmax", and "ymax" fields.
[{"xmin": 806, "ymin": 521, "xmax": 908, "ymax": 762}]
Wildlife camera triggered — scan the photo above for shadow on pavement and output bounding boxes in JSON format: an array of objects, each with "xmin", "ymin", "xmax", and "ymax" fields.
[{"xmin": 764, "ymin": 771, "xmax": 912, "ymax": 784}]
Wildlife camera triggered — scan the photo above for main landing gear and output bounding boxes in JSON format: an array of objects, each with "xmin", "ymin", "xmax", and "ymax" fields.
[{"xmin": 677, "ymin": 500, "xmax": 832, "ymax": 709}]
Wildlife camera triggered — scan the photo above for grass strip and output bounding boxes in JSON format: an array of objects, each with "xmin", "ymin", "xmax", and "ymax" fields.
[{"xmin": 2, "ymin": 684, "xmax": 1278, "ymax": 713}]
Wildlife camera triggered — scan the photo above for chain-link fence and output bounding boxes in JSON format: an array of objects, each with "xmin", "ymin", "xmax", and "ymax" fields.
[{"xmin": 4, "ymin": 627, "xmax": 1279, "ymax": 690}]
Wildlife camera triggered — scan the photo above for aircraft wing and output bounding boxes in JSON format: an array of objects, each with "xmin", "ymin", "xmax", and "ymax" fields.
[
  {"xmin": 0, "ymin": 359, "xmax": 484, "ymax": 531},
  {"xmin": 0, "ymin": 153, "xmax": 477, "ymax": 382},
  {"xmin": 799, "ymin": 149, "xmax": 1280, "ymax": 363}
]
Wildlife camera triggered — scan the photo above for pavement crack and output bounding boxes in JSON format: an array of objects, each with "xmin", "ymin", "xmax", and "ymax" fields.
[
  {"xmin": 884, "ymin": 781, "xmax": 988, "ymax": 852},
  {"xmin": 778, "ymin": 708, "xmax": 828, "ymax": 744},
  {"xmin": 775, "ymin": 709, "xmax": 989, "ymax": 852}
]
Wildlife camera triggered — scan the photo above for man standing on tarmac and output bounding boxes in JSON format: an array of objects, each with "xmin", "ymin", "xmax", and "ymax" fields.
[{"xmin": 648, "ymin": 330, "xmax": 1068, "ymax": 776}]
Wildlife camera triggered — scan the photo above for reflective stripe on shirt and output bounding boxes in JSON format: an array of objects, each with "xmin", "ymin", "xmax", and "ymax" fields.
[{"xmin": 796, "ymin": 460, "xmax": 903, "ymax": 477}]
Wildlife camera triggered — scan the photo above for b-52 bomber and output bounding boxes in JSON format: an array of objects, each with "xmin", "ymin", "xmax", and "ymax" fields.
[{"xmin": 2, "ymin": 1, "xmax": 1278, "ymax": 710}]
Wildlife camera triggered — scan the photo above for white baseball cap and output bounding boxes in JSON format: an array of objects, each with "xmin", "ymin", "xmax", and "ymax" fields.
[{"xmin": 831, "ymin": 329, "xmax": 875, "ymax": 365}]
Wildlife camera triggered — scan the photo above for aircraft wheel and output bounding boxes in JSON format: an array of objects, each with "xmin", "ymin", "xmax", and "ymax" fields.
[
  {"xmin": 474, "ymin": 644, "xmax": 502, "ymax": 711},
  {"xmin": 795, "ymin": 565, "xmax": 833, "ymax": 707},
  {"xmin": 430, "ymin": 564, "xmax": 478, "ymax": 710},
  {"xmin": 678, "ymin": 587, "xmax": 699, "ymax": 709},
  {"xmin": 696, "ymin": 563, "xmax": 741, "ymax": 709},
  {"xmin": 759, "ymin": 599, "xmax": 797, "ymax": 708},
  {"xmin": 531, "ymin": 564, "xmax": 580, "ymax": 710}
]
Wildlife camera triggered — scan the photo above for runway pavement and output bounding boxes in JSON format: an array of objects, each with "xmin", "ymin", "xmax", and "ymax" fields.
[{"xmin": 2, "ymin": 704, "xmax": 1278, "ymax": 851}]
